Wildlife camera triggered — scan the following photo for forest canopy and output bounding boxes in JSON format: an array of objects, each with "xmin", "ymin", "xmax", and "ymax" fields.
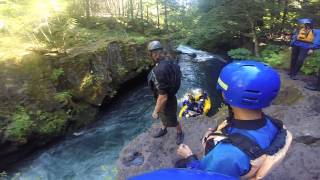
[{"xmin": 1, "ymin": 0, "xmax": 320, "ymax": 62}]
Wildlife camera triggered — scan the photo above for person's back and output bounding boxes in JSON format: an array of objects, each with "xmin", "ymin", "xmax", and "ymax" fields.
[
  {"xmin": 149, "ymin": 59, "xmax": 181, "ymax": 98},
  {"xmin": 199, "ymin": 115, "xmax": 278, "ymax": 177},
  {"xmin": 177, "ymin": 61, "xmax": 292, "ymax": 179}
]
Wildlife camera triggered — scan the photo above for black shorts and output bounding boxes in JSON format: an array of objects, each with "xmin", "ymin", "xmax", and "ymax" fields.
[{"xmin": 159, "ymin": 96, "xmax": 178, "ymax": 127}]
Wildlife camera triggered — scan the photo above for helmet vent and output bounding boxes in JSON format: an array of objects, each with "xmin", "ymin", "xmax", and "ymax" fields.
[
  {"xmin": 242, "ymin": 65, "xmax": 254, "ymax": 67},
  {"xmin": 245, "ymin": 90, "xmax": 260, "ymax": 94},
  {"xmin": 243, "ymin": 97, "xmax": 258, "ymax": 101}
]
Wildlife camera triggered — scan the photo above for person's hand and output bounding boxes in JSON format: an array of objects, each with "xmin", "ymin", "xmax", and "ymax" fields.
[
  {"xmin": 289, "ymin": 47, "xmax": 292, "ymax": 51},
  {"xmin": 177, "ymin": 144, "xmax": 193, "ymax": 158},
  {"xmin": 152, "ymin": 111, "xmax": 159, "ymax": 119},
  {"xmin": 308, "ymin": 49, "xmax": 314, "ymax": 55}
]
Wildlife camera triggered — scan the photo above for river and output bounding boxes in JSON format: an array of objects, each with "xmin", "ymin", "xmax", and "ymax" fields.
[{"xmin": 7, "ymin": 45, "xmax": 226, "ymax": 180}]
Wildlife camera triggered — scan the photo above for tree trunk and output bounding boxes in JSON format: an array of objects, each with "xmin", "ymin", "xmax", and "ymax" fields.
[
  {"xmin": 248, "ymin": 15, "xmax": 260, "ymax": 57},
  {"xmin": 118, "ymin": 1, "xmax": 121, "ymax": 17},
  {"xmin": 85, "ymin": 0, "xmax": 91, "ymax": 19},
  {"xmin": 146, "ymin": 5, "xmax": 149, "ymax": 22},
  {"xmin": 157, "ymin": 1, "xmax": 160, "ymax": 29},
  {"xmin": 164, "ymin": 0, "xmax": 168, "ymax": 32},
  {"xmin": 140, "ymin": 0, "xmax": 143, "ymax": 20},
  {"xmin": 129, "ymin": 0, "xmax": 134, "ymax": 19},
  {"xmin": 280, "ymin": 0, "xmax": 289, "ymax": 34},
  {"xmin": 122, "ymin": 0, "xmax": 125, "ymax": 16}
]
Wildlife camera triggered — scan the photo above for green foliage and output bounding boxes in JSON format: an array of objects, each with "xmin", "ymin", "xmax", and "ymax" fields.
[
  {"xmin": 260, "ymin": 45, "xmax": 285, "ymax": 67},
  {"xmin": 6, "ymin": 106, "xmax": 33, "ymax": 143},
  {"xmin": 302, "ymin": 51, "xmax": 320, "ymax": 75},
  {"xmin": 80, "ymin": 74, "xmax": 104, "ymax": 91},
  {"xmin": 261, "ymin": 45, "xmax": 284, "ymax": 55},
  {"xmin": 54, "ymin": 91, "xmax": 72, "ymax": 104},
  {"xmin": 117, "ymin": 64, "xmax": 129, "ymax": 77},
  {"xmin": 51, "ymin": 68, "xmax": 64, "ymax": 81},
  {"xmin": 261, "ymin": 53, "xmax": 284, "ymax": 67},
  {"xmin": 34, "ymin": 15, "xmax": 79, "ymax": 49},
  {"xmin": 80, "ymin": 74, "xmax": 95, "ymax": 89},
  {"xmin": 228, "ymin": 48, "xmax": 252, "ymax": 60},
  {"xmin": 35, "ymin": 110, "xmax": 68, "ymax": 136},
  {"xmin": 6, "ymin": 106, "xmax": 70, "ymax": 141}
]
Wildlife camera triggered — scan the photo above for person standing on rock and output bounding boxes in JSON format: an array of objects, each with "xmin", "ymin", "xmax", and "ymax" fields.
[
  {"xmin": 147, "ymin": 40, "xmax": 184, "ymax": 145},
  {"xmin": 176, "ymin": 61, "xmax": 292, "ymax": 179},
  {"xmin": 289, "ymin": 18, "xmax": 320, "ymax": 80}
]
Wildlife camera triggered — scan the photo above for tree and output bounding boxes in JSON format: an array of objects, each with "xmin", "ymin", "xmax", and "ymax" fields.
[{"xmin": 195, "ymin": 0, "xmax": 264, "ymax": 55}]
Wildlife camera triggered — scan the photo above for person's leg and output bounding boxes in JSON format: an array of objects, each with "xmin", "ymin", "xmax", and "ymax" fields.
[
  {"xmin": 176, "ymin": 122, "xmax": 182, "ymax": 133},
  {"xmin": 176, "ymin": 122, "xmax": 184, "ymax": 145},
  {"xmin": 290, "ymin": 46, "xmax": 300, "ymax": 76},
  {"xmin": 172, "ymin": 96, "xmax": 184, "ymax": 144},
  {"xmin": 293, "ymin": 47, "xmax": 309, "ymax": 76},
  {"xmin": 152, "ymin": 112, "xmax": 168, "ymax": 138}
]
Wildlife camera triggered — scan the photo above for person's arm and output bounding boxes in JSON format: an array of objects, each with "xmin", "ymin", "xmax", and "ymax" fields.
[
  {"xmin": 200, "ymin": 143, "xmax": 251, "ymax": 178},
  {"xmin": 177, "ymin": 144, "xmax": 203, "ymax": 170},
  {"xmin": 152, "ymin": 94, "xmax": 167, "ymax": 119},
  {"xmin": 310, "ymin": 29, "xmax": 320, "ymax": 50},
  {"xmin": 290, "ymin": 29, "xmax": 298, "ymax": 47}
]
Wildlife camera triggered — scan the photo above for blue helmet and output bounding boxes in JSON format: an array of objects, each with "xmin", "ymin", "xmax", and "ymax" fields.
[
  {"xmin": 217, "ymin": 60, "xmax": 281, "ymax": 109},
  {"xmin": 298, "ymin": 18, "xmax": 313, "ymax": 25}
]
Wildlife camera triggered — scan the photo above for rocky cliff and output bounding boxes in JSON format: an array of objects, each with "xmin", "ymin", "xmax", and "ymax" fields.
[
  {"xmin": 117, "ymin": 71, "xmax": 320, "ymax": 180},
  {"xmin": 0, "ymin": 39, "xmax": 157, "ymax": 170}
]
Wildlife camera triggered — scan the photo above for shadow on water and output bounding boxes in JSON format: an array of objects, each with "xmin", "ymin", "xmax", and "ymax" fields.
[{"xmin": 7, "ymin": 45, "xmax": 226, "ymax": 180}]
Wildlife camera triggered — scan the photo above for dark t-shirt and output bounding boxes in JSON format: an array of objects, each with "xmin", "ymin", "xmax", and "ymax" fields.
[{"xmin": 148, "ymin": 59, "xmax": 181, "ymax": 98}]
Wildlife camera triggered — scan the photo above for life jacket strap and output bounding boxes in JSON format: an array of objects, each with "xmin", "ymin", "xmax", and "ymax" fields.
[{"xmin": 222, "ymin": 133, "xmax": 265, "ymax": 159}]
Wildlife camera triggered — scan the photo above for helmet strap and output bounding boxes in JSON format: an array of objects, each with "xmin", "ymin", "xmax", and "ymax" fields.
[{"xmin": 226, "ymin": 104, "xmax": 234, "ymax": 124}]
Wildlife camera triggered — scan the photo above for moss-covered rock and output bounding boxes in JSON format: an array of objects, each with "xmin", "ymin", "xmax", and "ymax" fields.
[{"xmin": 0, "ymin": 38, "xmax": 164, "ymax": 170}]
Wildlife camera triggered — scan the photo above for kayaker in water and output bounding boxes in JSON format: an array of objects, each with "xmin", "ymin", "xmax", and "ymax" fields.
[
  {"xmin": 194, "ymin": 88, "xmax": 210, "ymax": 115},
  {"xmin": 181, "ymin": 92, "xmax": 202, "ymax": 118},
  {"xmin": 147, "ymin": 40, "xmax": 184, "ymax": 145},
  {"xmin": 179, "ymin": 89, "xmax": 211, "ymax": 118},
  {"xmin": 176, "ymin": 61, "xmax": 292, "ymax": 179}
]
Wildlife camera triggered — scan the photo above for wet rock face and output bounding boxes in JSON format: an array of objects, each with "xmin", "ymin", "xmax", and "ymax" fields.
[
  {"xmin": 0, "ymin": 40, "xmax": 156, "ymax": 170},
  {"xmin": 117, "ymin": 71, "xmax": 320, "ymax": 180},
  {"xmin": 58, "ymin": 40, "xmax": 151, "ymax": 106}
]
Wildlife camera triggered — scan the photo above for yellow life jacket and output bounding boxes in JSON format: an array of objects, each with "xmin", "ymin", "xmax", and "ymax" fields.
[
  {"xmin": 297, "ymin": 28, "xmax": 315, "ymax": 43},
  {"xmin": 203, "ymin": 118, "xmax": 292, "ymax": 180}
]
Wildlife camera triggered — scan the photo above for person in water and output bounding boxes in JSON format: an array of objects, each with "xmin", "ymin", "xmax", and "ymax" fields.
[
  {"xmin": 289, "ymin": 18, "xmax": 320, "ymax": 80},
  {"xmin": 194, "ymin": 88, "xmax": 208, "ymax": 114},
  {"xmin": 181, "ymin": 93, "xmax": 202, "ymax": 118},
  {"xmin": 176, "ymin": 61, "xmax": 292, "ymax": 179},
  {"xmin": 147, "ymin": 40, "xmax": 184, "ymax": 145}
]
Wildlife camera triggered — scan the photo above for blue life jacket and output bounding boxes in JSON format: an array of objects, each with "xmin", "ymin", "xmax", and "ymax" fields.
[
  {"xmin": 182, "ymin": 100, "xmax": 199, "ymax": 112},
  {"xmin": 187, "ymin": 116, "xmax": 278, "ymax": 178},
  {"xmin": 291, "ymin": 28, "xmax": 320, "ymax": 49}
]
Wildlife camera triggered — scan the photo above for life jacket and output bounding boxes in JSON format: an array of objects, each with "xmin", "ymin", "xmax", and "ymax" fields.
[
  {"xmin": 195, "ymin": 93, "xmax": 211, "ymax": 115},
  {"xmin": 181, "ymin": 100, "xmax": 201, "ymax": 117},
  {"xmin": 203, "ymin": 116, "xmax": 292, "ymax": 180},
  {"xmin": 297, "ymin": 28, "xmax": 315, "ymax": 43}
]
